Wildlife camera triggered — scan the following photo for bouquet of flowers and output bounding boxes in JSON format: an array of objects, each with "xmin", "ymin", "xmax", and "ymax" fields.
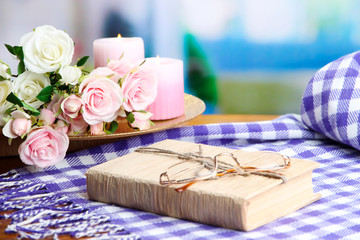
[{"xmin": 0, "ymin": 25, "xmax": 157, "ymax": 168}]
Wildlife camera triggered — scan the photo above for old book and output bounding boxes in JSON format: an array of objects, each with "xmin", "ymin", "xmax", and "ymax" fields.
[{"xmin": 86, "ymin": 139, "xmax": 320, "ymax": 231}]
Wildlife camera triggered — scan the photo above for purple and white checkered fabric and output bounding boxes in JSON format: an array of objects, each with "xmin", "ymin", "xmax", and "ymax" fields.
[
  {"xmin": 11, "ymin": 114, "xmax": 360, "ymax": 239},
  {"xmin": 301, "ymin": 51, "xmax": 360, "ymax": 150}
]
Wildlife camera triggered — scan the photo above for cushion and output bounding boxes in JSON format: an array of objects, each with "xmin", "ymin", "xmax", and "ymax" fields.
[{"xmin": 301, "ymin": 51, "xmax": 360, "ymax": 150}]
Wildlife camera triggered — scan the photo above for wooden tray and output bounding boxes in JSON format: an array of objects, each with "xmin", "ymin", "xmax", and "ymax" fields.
[{"xmin": 0, "ymin": 94, "xmax": 205, "ymax": 157}]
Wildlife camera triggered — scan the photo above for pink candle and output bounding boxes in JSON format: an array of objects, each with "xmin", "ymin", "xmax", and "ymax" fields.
[
  {"xmin": 93, "ymin": 36, "xmax": 144, "ymax": 68},
  {"xmin": 146, "ymin": 57, "xmax": 184, "ymax": 120}
]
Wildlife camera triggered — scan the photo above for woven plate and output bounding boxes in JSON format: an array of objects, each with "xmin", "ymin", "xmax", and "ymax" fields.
[
  {"xmin": 0, "ymin": 94, "xmax": 205, "ymax": 157},
  {"xmin": 69, "ymin": 94, "xmax": 205, "ymax": 141}
]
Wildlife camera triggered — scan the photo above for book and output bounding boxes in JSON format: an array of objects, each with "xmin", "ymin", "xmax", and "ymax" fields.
[{"xmin": 86, "ymin": 139, "xmax": 320, "ymax": 231}]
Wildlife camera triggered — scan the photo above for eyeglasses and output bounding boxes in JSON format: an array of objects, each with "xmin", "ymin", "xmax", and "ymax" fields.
[
  {"xmin": 135, "ymin": 146, "xmax": 291, "ymax": 192},
  {"xmin": 160, "ymin": 152, "xmax": 240, "ymax": 189},
  {"xmin": 159, "ymin": 151, "xmax": 291, "ymax": 192}
]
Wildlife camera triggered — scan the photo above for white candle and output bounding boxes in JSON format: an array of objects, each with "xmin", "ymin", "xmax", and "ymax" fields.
[
  {"xmin": 146, "ymin": 57, "xmax": 184, "ymax": 120},
  {"xmin": 93, "ymin": 36, "xmax": 144, "ymax": 68}
]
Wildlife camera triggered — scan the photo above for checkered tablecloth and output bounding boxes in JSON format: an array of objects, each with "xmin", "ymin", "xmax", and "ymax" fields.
[{"xmin": 6, "ymin": 113, "xmax": 360, "ymax": 239}]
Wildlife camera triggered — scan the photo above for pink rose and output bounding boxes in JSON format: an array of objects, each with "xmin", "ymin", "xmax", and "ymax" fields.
[
  {"xmin": 89, "ymin": 67, "xmax": 120, "ymax": 83},
  {"xmin": 79, "ymin": 76, "xmax": 123, "ymax": 125},
  {"xmin": 53, "ymin": 120, "xmax": 69, "ymax": 134},
  {"xmin": 11, "ymin": 119, "xmax": 31, "ymax": 136},
  {"xmin": 69, "ymin": 114, "xmax": 88, "ymax": 135},
  {"xmin": 18, "ymin": 127, "xmax": 69, "ymax": 168},
  {"xmin": 90, "ymin": 123, "xmax": 105, "ymax": 135},
  {"xmin": 58, "ymin": 113, "xmax": 88, "ymax": 135},
  {"xmin": 39, "ymin": 108, "xmax": 56, "ymax": 126},
  {"xmin": 2, "ymin": 110, "xmax": 32, "ymax": 138},
  {"xmin": 107, "ymin": 59, "xmax": 136, "ymax": 78},
  {"xmin": 130, "ymin": 111, "xmax": 153, "ymax": 130},
  {"xmin": 122, "ymin": 66, "xmax": 157, "ymax": 112},
  {"xmin": 61, "ymin": 94, "xmax": 82, "ymax": 118},
  {"xmin": 47, "ymin": 94, "xmax": 64, "ymax": 115}
]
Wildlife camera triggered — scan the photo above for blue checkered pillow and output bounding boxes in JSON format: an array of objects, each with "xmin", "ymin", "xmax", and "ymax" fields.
[{"xmin": 301, "ymin": 51, "xmax": 360, "ymax": 150}]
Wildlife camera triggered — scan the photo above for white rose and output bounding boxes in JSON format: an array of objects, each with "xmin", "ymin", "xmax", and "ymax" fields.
[
  {"xmin": 0, "ymin": 80, "xmax": 13, "ymax": 126},
  {"xmin": 13, "ymin": 71, "xmax": 50, "ymax": 109},
  {"xmin": 20, "ymin": 25, "xmax": 74, "ymax": 74},
  {"xmin": 0, "ymin": 62, "xmax": 11, "ymax": 80},
  {"xmin": 59, "ymin": 65, "xmax": 82, "ymax": 85}
]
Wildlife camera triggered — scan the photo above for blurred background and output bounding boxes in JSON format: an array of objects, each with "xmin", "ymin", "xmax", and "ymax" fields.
[{"xmin": 1, "ymin": 0, "xmax": 360, "ymax": 115}]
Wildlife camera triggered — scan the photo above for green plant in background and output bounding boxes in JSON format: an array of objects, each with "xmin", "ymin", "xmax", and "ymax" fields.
[{"xmin": 185, "ymin": 34, "xmax": 218, "ymax": 111}]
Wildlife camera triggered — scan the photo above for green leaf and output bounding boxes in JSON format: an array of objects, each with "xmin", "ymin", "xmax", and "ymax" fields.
[
  {"xmin": 5, "ymin": 44, "xmax": 15, "ymax": 55},
  {"xmin": 126, "ymin": 112, "xmax": 135, "ymax": 124},
  {"xmin": 17, "ymin": 61, "xmax": 25, "ymax": 75},
  {"xmin": 55, "ymin": 73, "xmax": 62, "ymax": 80},
  {"xmin": 104, "ymin": 121, "xmax": 118, "ymax": 134},
  {"xmin": 150, "ymin": 120, "xmax": 155, "ymax": 126},
  {"xmin": 6, "ymin": 67, "xmax": 11, "ymax": 76},
  {"xmin": 6, "ymin": 92, "xmax": 23, "ymax": 107},
  {"xmin": 22, "ymin": 102, "xmax": 40, "ymax": 116},
  {"xmin": 50, "ymin": 73, "xmax": 62, "ymax": 85},
  {"xmin": 14, "ymin": 46, "xmax": 24, "ymax": 61},
  {"xmin": 57, "ymin": 84, "xmax": 70, "ymax": 91},
  {"xmin": 6, "ymin": 92, "xmax": 40, "ymax": 116},
  {"xmin": 76, "ymin": 56, "xmax": 89, "ymax": 67},
  {"xmin": 4, "ymin": 106, "xmax": 15, "ymax": 116},
  {"xmin": 36, "ymin": 85, "xmax": 53, "ymax": 103}
]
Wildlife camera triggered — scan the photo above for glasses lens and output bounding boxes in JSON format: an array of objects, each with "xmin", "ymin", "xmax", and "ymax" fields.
[
  {"xmin": 234, "ymin": 151, "xmax": 289, "ymax": 171},
  {"xmin": 166, "ymin": 158, "xmax": 216, "ymax": 184}
]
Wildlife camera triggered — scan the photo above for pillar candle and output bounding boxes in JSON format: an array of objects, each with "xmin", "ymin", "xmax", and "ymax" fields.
[
  {"xmin": 146, "ymin": 57, "xmax": 184, "ymax": 120},
  {"xmin": 93, "ymin": 36, "xmax": 144, "ymax": 68}
]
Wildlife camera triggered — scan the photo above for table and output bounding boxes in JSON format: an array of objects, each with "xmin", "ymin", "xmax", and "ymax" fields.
[{"xmin": 0, "ymin": 114, "xmax": 278, "ymax": 240}]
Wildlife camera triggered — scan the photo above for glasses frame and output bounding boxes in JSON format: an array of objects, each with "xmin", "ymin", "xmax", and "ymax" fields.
[
  {"xmin": 159, "ymin": 151, "xmax": 291, "ymax": 192},
  {"xmin": 159, "ymin": 152, "xmax": 243, "ymax": 186}
]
